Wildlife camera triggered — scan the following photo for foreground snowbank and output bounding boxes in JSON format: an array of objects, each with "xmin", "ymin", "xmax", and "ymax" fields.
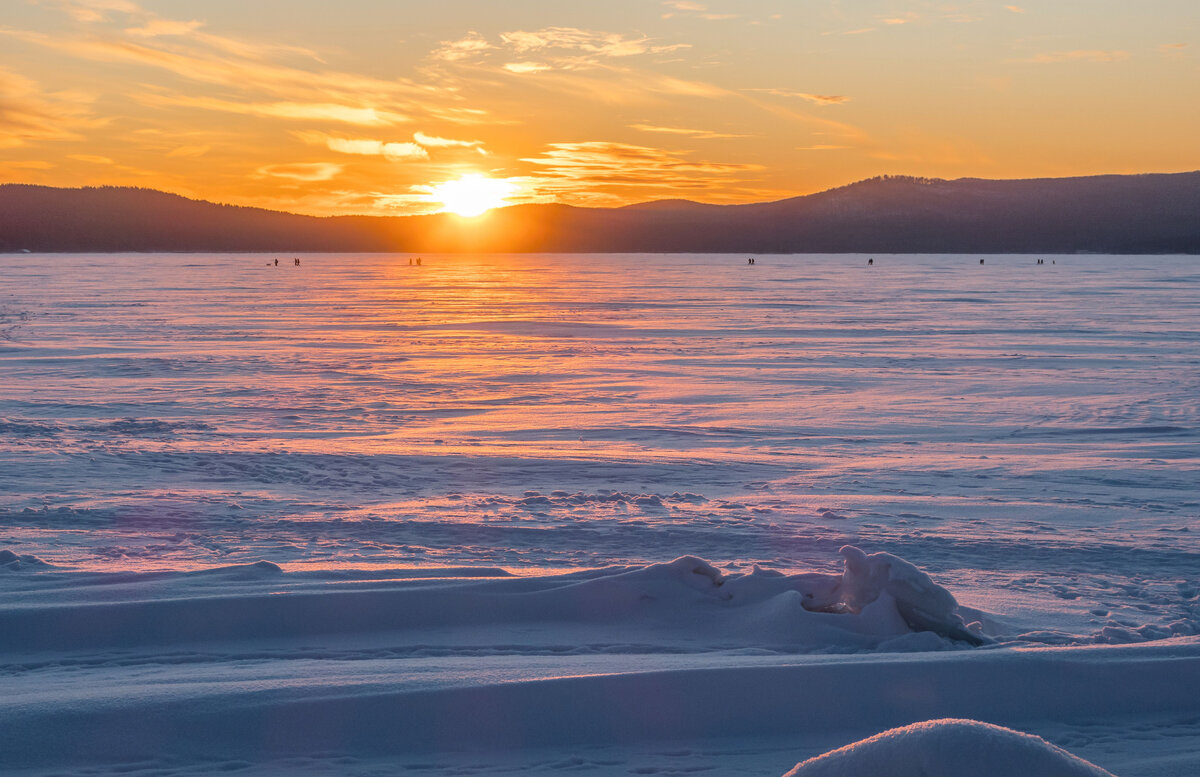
[
  {"xmin": 0, "ymin": 546, "xmax": 990, "ymax": 654},
  {"xmin": 3, "ymin": 548, "xmax": 1200, "ymax": 776}
]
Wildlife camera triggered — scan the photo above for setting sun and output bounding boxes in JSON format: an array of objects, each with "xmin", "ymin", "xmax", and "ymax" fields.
[{"xmin": 430, "ymin": 174, "xmax": 516, "ymax": 217}]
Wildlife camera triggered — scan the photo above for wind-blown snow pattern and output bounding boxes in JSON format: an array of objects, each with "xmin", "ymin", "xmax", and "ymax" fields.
[{"xmin": 2, "ymin": 252, "xmax": 1199, "ymax": 776}]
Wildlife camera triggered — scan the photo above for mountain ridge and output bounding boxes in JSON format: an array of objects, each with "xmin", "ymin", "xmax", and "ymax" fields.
[{"xmin": 2, "ymin": 171, "xmax": 1199, "ymax": 253}]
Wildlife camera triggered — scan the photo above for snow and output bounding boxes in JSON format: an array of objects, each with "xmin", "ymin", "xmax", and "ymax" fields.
[
  {"xmin": 1, "ymin": 252, "xmax": 1199, "ymax": 776},
  {"xmin": 783, "ymin": 719, "xmax": 1117, "ymax": 776}
]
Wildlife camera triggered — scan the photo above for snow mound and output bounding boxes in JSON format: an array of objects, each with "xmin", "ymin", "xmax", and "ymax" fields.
[
  {"xmin": 184, "ymin": 559, "xmax": 284, "ymax": 579},
  {"xmin": 0, "ymin": 548, "xmax": 55, "ymax": 571},
  {"xmin": 783, "ymin": 718, "xmax": 1116, "ymax": 777}
]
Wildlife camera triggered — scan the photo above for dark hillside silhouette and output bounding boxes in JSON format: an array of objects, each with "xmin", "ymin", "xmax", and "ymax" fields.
[{"xmin": 2, "ymin": 172, "xmax": 1198, "ymax": 253}]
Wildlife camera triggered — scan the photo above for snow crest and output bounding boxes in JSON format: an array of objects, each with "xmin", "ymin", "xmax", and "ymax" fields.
[{"xmin": 783, "ymin": 718, "xmax": 1116, "ymax": 777}]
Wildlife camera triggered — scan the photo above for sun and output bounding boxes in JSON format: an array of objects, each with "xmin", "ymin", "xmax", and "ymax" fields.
[{"xmin": 430, "ymin": 174, "xmax": 516, "ymax": 217}]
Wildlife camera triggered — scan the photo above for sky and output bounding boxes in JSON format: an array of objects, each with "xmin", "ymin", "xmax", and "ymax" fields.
[{"xmin": 2, "ymin": 0, "xmax": 1197, "ymax": 216}]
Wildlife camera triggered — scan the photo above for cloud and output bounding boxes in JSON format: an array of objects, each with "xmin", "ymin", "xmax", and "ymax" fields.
[
  {"xmin": 797, "ymin": 144, "xmax": 848, "ymax": 151},
  {"xmin": 67, "ymin": 153, "xmax": 113, "ymax": 164},
  {"xmin": 747, "ymin": 88, "xmax": 850, "ymax": 105},
  {"xmin": 37, "ymin": 0, "xmax": 139, "ymax": 23},
  {"xmin": 437, "ymin": 27, "xmax": 689, "ymax": 76},
  {"xmin": 331, "ymin": 138, "xmax": 427, "ymax": 160},
  {"xmin": 521, "ymin": 141, "xmax": 761, "ymax": 192},
  {"xmin": 340, "ymin": 138, "xmax": 425, "ymax": 159},
  {"xmin": 629, "ymin": 123, "xmax": 743, "ymax": 139},
  {"xmin": 432, "ymin": 32, "xmax": 493, "ymax": 61},
  {"xmin": 503, "ymin": 61, "xmax": 551, "ymax": 74},
  {"xmin": 136, "ymin": 93, "xmax": 411, "ymax": 125},
  {"xmin": 660, "ymin": 1, "xmax": 738, "ymax": 21},
  {"xmin": 2, "ymin": 22, "xmax": 466, "ymax": 130},
  {"xmin": 165, "ymin": 144, "xmax": 210, "ymax": 157},
  {"xmin": 298, "ymin": 130, "xmax": 486, "ymax": 160},
  {"xmin": 257, "ymin": 162, "xmax": 342, "ymax": 181},
  {"xmin": 1005, "ymin": 5, "xmax": 1025, "ymax": 12},
  {"xmin": 0, "ymin": 68, "xmax": 96, "ymax": 148},
  {"xmin": 294, "ymin": 131, "xmax": 429, "ymax": 160},
  {"xmin": 125, "ymin": 19, "xmax": 204, "ymax": 37},
  {"xmin": 500, "ymin": 28, "xmax": 656, "ymax": 57},
  {"xmin": 1017, "ymin": 50, "xmax": 1130, "ymax": 63},
  {"xmin": 881, "ymin": 12, "xmax": 919, "ymax": 25},
  {"xmin": 413, "ymin": 131, "xmax": 483, "ymax": 149}
]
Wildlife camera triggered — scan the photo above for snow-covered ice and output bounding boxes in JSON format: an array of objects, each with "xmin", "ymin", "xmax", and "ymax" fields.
[{"xmin": 1, "ymin": 252, "xmax": 1198, "ymax": 775}]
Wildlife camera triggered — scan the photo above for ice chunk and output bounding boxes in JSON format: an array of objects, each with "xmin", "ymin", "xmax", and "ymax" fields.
[{"xmin": 819, "ymin": 546, "xmax": 989, "ymax": 645}]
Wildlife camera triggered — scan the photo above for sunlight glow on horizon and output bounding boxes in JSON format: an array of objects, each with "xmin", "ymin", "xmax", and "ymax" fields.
[{"xmin": 430, "ymin": 174, "xmax": 518, "ymax": 217}]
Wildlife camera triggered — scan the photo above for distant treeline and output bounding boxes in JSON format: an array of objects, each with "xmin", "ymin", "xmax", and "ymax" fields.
[{"xmin": 2, "ymin": 171, "xmax": 1199, "ymax": 253}]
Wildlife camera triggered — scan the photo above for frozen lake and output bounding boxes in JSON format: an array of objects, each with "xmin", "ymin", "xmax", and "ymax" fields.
[
  {"xmin": 3, "ymin": 253, "xmax": 1197, "ymax": 575},
  {"xmin": 2, "ymin": 252, "xmax": 1198, "ymax": 776}
]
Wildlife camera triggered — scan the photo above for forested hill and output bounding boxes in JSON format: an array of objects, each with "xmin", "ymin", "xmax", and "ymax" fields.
[{"xmin": 3, "ymin": 171, "xmax": 1199, "ymax": 253}]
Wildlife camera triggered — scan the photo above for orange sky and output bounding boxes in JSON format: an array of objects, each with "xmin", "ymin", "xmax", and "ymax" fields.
[{"xmin": 2, "ymin": 0, "xmax": 1197, "ymax": 215}]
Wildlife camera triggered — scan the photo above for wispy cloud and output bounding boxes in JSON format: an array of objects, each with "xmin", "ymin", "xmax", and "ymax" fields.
[
  {"xmin": 435, "ymin": 26, "xmax": 689, "ymax": 77},
  {"xmin": 747, "ymin": 88, "xmax": 850, "ymax": 106},
  {"xmin": 432, "ymin": 32, "xmax": 493, "ymax": 62},
  {"xmin": 37, "ymin": 0, "xmax": 139, "ymax": 23},
  {"xmin": 3, "ymin": 14, "xmax": 473, "ymax": 129},
  {"xmin": 1005, "ymin": 5, "xmax": 1025, "ymax": 13},
  {"xmin": 125, "ymin": 18, "xmax": 204, "ymax": 37},
  {"xmin": 0, "ymin": 68, "xmax": 96, "ymax": 148},
  {"xmin": 67, "ymin": 153, "xmax": 113, "ymax": 164},
  {"xmin": 413, "ymin": 131, "xmax": 484, "ymax": 149},
  {"xmin": 6, "ymin": 160, "xmax": 56, "ymax": 169},
  {"xmin": 630, "ymin": 123, "xmax": 743, "ymax": 139},
  {"xmin": 257, "ymin": 162, "xmax": 342, "ymax": 181},
  {"xmin": 501, "ymin": 28, "xmax": 658, "ymax": 57},
  {"xmin": 294, "ymin": 131, "xmax": 429, "ymax": 160},
  {"xmin": 1016, "ymin": 50, "xmax": 1130, "ymax": 64},
  {"xmin": 521, "ymin": 141, "xmax": 761, "ymax": 195},
  {"xmin": 165, "ymin": 144, "xmax": 210, "ymax": 158},
  {"xmin": 135, "ymin": 93, "xmax": 411, "ymax": 126},
  {"xmin": 661, "ymin": 1, "xmax": 738, "ymax": 21},
  {"xmin": 502, "ymin": 61, "xmax": 551, "ymax": 74}
]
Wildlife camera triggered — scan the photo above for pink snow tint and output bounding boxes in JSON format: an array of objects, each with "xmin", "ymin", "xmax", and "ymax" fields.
[{"xmin": 784, "ymin": 718, "xmax": 1116, "ymax": 777}]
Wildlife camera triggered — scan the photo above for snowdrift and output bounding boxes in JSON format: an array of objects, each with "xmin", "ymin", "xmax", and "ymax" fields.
[
  {"xmin": 784, "ymin": 719, "xmax": 1116, "ymax": 777},
  {"xmin": 0, "ymin": 546, "xmax": 988, "ymax": 653}
]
